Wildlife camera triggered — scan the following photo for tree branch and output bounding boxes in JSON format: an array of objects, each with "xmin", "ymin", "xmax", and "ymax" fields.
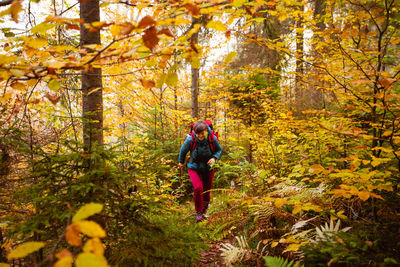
[{"xmin": 0, "ymin": 0, "xmax": 13, "ymax": 7}]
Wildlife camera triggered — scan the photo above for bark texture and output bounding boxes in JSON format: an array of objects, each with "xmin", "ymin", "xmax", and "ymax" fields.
[{"xmin": 80, "ymin": 0, "xmax": 103, "ymax": 160}]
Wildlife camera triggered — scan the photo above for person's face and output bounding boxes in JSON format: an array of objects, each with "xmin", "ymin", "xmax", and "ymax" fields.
[{"xmin": 196, "ymin": 130, "xmax": 207, "ymax": 141}]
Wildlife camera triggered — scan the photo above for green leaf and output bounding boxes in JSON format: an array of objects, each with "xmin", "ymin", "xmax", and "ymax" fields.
[
  {"xmin": 75, "ymin": 253, "xmax": 109, "ymax": 267},
  {"xmin": 7, "ymin": 242, "xmax": 45, "ymax": 260},
  {"xmin": 191, "ymin": 56, "xmax": 201, "ymax": 69},
  {"xmin": 166, "ymin": 72, "xmax": 178, "ymax": 87},
  {"xmin": 31, "ymin": 22, "xmax": 57, "ymax": 34},
  {"xmin": 48, "ymin": 79, "xmax": 61, "ymax": 91},
  {"xmin": 224, "ymin": 51, "xmax": 238, "ymax": 64},
  {"xmin": 72, "ymin": 203, "xmax": 103, "ymax": 222},
  {"xmin": 156, "ymin": 74, "xmax": 166, "ymax": 88},
  {"xmin": 264, "ymin": 256, "xmax": 304, "ymax": 267}
]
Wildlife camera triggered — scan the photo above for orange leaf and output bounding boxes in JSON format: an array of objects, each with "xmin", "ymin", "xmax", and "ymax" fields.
[
  {"xmin": 184, "ymin": 3, "xmax": 201, "ymax": 16},
  {"xmin": 120, "ymin": 23, "xmax": 135, "ymax": 35},
  {"xmin": 55, "ymin": 249, "xmax": 72, "ymax": 259},
  {"xmin": 44, "ymin": 93, "xmax": 61, "ymax": 105},
  {"xmin": 138, "ymin": 15, "xmax": 156, "ymax": 29},
  {"xmin": 225, "ymin": 30, "xmax": 231, "ymax": 38},
  {"xmin": 65, "ymin": 224, "xmax": 82, "ymax": 247},
  {"xmin": 142, "ymin": 26, "xmax": 159, "ymax": 50},
  {"xmin": 379, "ymin": 78, "xmax": 396, "ymax": 88},
  {"xmin": 358, "ymin": 190, "xmax": 370, "ymax": 201},
  {"xmin": 158, "ymin": 28, "xmax": 174, "ymax": 37},
  {"xmin": 10, "ymin": 0, "xmax": 22, "ymax": 23},
  {"xmin": 66, "ymin": 24, "xmax": 80, "ymax": 31},
  {"xmin": 139, "ymin": 79, "xmax": 156, "ymax": 88}
]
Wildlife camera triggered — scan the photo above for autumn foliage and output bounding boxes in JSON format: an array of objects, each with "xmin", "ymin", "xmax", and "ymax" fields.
[{"xmin": 0, "ymin": 0, "xmax": 400, "ymax": 266}]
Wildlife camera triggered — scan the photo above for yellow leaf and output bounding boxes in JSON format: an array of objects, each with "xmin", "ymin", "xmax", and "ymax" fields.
[
  {"xmin": 358, "ymin": 191, "xmax": 370, "ymax": 201},
  {"xmin": 270, "ymin": 241, "xmax": 279, "ymax": 248},
  {"xmin": 206, "ymin": 20, "xmax": 227, "ymax": 31},
  {"xmin": 292, "ymin": 205, "xmax": 302, "ymax": 214},
  {"xmin": 283, "ymin": 243, "xmax": 301, "ymax": 253},
  {"xmin": 7, "ymin": 242, "xmax": 45, "ymax": 260},
  {"xmin": 22, "ymin": 37, "xmax": 48, "ymax": 49},
  {"xmin": 72, "ymin": 203, "xmax": 103, "ymax": 222},
  {"xmin": 75, "ymin": 253, "xmax": 109, "ymax": 267},
  {"xmin": 110, "ymin": 24, "xmax": 124, "ymax": 37},
  {"xmin": 46, "ymin": 60, "xmax": 66, "ymax": 69},
  {"xmin": 54, "ymin": 256, "xmax": 73, "ymax": 267},
  {"xmin": 233, "ymin": 0, "xmax": 247, "ymax": 7},
  {"xmin": 166, "ymin": 72, "xmax": 178, "ymax": 87},
  {"xmin": 0, "ymin": 263, "xmax": 10, "ymax": 267},
  {"xmin": 31, "ymin": 22, "xmax": 57, "ymax": 34},
  {"xmin": 10, "ymin": 81, "xmax": 25, "ymax": 91},
  {"xmin": 371, "ymin": 156, "xmax": 391, "ymax": 167},
  {"xmin": 191, "ymin": 56, "xmax": 201, "ymax": 68},
  {"xmin": 274, "ymin": 198, "xmax": 287, "ymax": 208},
  {"xmin": 75, "ymin": 220, "xmax": 106, "ymax": 238},
  {"xmin": 10, "ymin": 69, "xmax": 24, "ymax": 77},
  {"xmin": 224, "ymin": 52, "xmax": 237, "ymax": 64},
  {"xmin": 83, "ymin": 238, "xmax": 104, "ymax": 256},
  {"xmin": 0, "ymin": 93, "xmax": 12, "ymax": 104}
]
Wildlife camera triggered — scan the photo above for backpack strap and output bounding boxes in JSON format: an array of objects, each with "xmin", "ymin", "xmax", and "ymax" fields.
[
  {"xmin": 190, "ymin": 134, "xmax": 197, "ymax": 151},
  {"xmin": 208, "ymin": 129, "xmax": 216, "ymax": 153}
]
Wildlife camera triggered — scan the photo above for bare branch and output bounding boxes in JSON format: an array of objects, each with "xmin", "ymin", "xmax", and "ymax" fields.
[{"xmin": 0, "ymin": 0, "xmax": 13, "ymax": 7}]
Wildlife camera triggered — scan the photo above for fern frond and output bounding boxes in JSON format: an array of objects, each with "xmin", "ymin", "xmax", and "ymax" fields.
[
  {"xmin": 314, "ymin": 219, "xmax": 352, "ymax": 243},
  {"xmin": 220, "ymin": 235, "xmax": 251, "ymax": 267},
  {"xmin": 264, "ymin": 256, "xmax": 304, "ymax": 267}
]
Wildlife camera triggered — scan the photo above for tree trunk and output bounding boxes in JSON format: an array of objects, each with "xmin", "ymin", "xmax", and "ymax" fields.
[
  {"xmin": 191, "ymin": 63, "xmax": 199, "ymax": 119},
  {"xmin": 191, "ymin": 18, "xmax": 199, "ymax": 120},
  {"xmin": 80, "ymin": 0, "xmax": 103, "ymax": 169},
  {"xmin": 310, "ymin": 0, "xmax": 326, "ymax": 109},
  {"xmin": 295, "ymin": 2, "xmax": 304, "ymax": 115}
]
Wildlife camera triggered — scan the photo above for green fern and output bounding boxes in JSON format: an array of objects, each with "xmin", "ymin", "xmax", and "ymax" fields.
[{"xmin": 264, "ymin": 256, "xmax": 304, "ymax": 267}]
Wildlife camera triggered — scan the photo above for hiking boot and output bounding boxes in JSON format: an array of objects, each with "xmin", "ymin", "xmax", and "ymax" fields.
[
  {"xmin": 202, "ymin": 208, "xmax": 209, "ymax": 219},
  {"xmin": 196, "ymin": 212, "xmax": 203, "ymax": 222}
]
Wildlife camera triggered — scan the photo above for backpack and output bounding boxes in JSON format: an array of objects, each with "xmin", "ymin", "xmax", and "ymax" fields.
[{"xmin": 189, "ymin": 120, "xmax": 219, "ymax": 154}]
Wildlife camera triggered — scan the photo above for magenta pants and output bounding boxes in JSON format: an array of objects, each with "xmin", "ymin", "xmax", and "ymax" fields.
[{"xmin": 188, "ymin": 168, "xmax": 215, "ymax": 213}]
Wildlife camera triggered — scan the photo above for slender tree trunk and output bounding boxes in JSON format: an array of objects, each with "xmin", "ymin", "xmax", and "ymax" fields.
[
  {"xmin": 80, "ymin": 0, "xmax": 103, "ymax": 169},
  {"xmin": 310, "ymin": 0, "xmax": 326, "ymax": 109},
  {"xmin": 295, "ymin": 2, "xmax": 304, "ymax": 114},
  {"xmin": 191, "ymin": 63, "xmax": 199, "ymax": 119},
  {"xmin": 191, "ymin": 18, "xmax": 199, "ymax": 120}
]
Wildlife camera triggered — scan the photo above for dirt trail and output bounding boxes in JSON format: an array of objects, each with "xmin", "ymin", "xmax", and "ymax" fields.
[{"xmin": 198, "ymin": 241, "xmax": 225, "ymax": 266}]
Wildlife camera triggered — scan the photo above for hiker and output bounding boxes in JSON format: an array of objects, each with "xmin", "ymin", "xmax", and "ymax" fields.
[{"xmin": 178, "ymin": 120, "xmax": 223, "ymax": 222}]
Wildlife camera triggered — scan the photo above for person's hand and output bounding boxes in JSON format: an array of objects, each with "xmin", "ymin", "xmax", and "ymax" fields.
[
  {"xmin": 207, "ymin": 158, "xmax": 216, "ymax": 166},
  {"xmin": 178, "ymin": 163, "xmax": 184, "ymax": 169}
]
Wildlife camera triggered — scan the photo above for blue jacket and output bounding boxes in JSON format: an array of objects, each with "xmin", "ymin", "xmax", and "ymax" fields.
[{"xmin": 179, "ymin": 132, "xmax": 223, "ymax": 173}]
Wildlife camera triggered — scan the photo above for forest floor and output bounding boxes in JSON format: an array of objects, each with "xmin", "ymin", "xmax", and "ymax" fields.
[{"xmin": 198, "ymin": 240, "xmax": 225, "ymax": 266}]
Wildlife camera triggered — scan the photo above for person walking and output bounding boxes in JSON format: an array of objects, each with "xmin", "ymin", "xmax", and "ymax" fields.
[{"xmin": 178, "ymin": 121, "xmax": 223, "ymax": 222}]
